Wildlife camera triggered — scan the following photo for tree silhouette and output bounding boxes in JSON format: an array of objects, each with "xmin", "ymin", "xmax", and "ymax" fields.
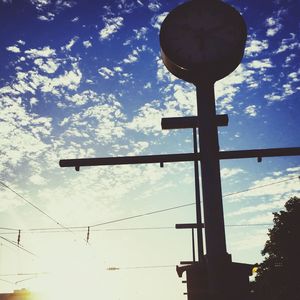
[{"xmin": 253, "ymin": 196, "xmax": 300, "ymax": 300}]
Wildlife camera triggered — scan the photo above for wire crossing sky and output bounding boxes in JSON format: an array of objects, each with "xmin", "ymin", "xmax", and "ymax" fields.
[{"xmin": 0, "ymin": 0, "xmax": 299, "ymax": 299}]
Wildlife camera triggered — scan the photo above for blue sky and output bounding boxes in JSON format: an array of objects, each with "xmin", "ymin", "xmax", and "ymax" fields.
[{"xmin": 0, "ymin": 0, "xmax": 299, "ymax": 299}]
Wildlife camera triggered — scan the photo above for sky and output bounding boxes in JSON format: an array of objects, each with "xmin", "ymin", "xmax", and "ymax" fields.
[{"xmin": 0, "ymin": 0, "xmax": 299, "ymax": 299}]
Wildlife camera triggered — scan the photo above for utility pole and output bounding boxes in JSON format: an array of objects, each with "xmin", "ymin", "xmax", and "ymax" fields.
[{"xmin": 59, "ymin": 1, "xmax": 300, "ymax": 299}]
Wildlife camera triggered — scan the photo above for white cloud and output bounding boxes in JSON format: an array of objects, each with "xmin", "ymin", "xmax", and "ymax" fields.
[
  {"xmin": 6, "ymin": 45, "xmax": 21, "ymax": 53},
  {"xmin": 266, "ymin": 26, "xmax": 282, "ymax": 37},
  {"xmin": 156, "ymin": 57, "xmax": 177, "ymax": 82},
  {"xmin": 122, "ymin": 46, "xmax": 146, "ymax": 64},
  {"xmin": 114, "ymin": 66, "xmax": 123, "ymax": 73},
  {"xmin": 99, "ymin": 16, "xmax": 124, "ymax": 41},
  {"xmin": 98, "ymin": 67, "xmax": 115, "ymax": 79},
  {"xmin": 127, "ymin": 100, "xmax": 163, "ymax": 135},
  {"xmin": 275, "ymin": 33, "xmax": 299, "ymax": 54},
  {"xmin": 71, "ymin": 17, "xmax": 79, "ymax": 22},
  {"xmin": 34, "ymin": 58, "xmax": 60, "ymax": 73},
  {"xmin": 144, "ymin": 82, "xmax": 151, "ymax": 89},
  {"xmin": 265, "ymin": 16, "xmax": 282, "ymax": 37},
  {"xmin": 244, "ymin": 105, "xmax": 257, "ymax": 117},
  {"xmin": 264, "ymin": 70, "xmax": 298, "ymax": 102},
  {"xmin": 38, "ymin": 12, "xmax": 55, "ymax": 21},
  {"xmin": 227, "ymin": 172, "xmax": 300, "ymax": 203},
  {"xmin": 151, "ymin": 12, "xmax": 168, "ymax": 30},
  {"xmin": 286, "ymin": 166, "xmax": 300, "ymax": 173},
  {"xmin": 264, "ymin": 93, "xmax": 282, "ymax": 102},
  {"xmin": 25, "ymin": 46, "xmax": 56, "ymax": 58},
  {"xmin": 29, "ymin": 0, "xmax": 75, "ymax": 21},
  {"xmin": 215, "ymin": 64, "xmax": 257, "ymax": 113},
  {"xmin": 65, "ymin": 90, "xmax": 98, "ymax": 106},
  {"xmin": 265, "ymin": 17, "xmax": 276, "ymax": 27},
  {"xmin": 40, "ymin": 63, "xmax": 82, "ymax": 94},
  {"xmin": 148, "ymin": 1, "xmax": 161, "ymax": 12},
  {"xmin": 133, "ymin": 27, "xmax": 148, "ymax": 40},
  {"xmin": 60, "ymin": 93, "xmax": 127, "ymax": 144},
  {"xmin": 62, "ymin": 36, "xmax": 79, "ymax": 51},
  {"xmin": 221, "ymin": 168, "xmax": 245, "ymax": 179},
  {"xmin": 83, "ymin": 40, "xmax": 92, "ymax": 48},
  {"xmin": 0, "ymin": 95, "xmax": 53, "ymax": 178},
  {"xmin": 247, "ymin": 58, "xmax": 273, "ymax": 69},
  {"xmin": 127, "ymin": 141, "xmax": 150, "ymax": 155},
  {"xmin": 29, "ymin": 174, "xmax": 47, "ymax": 185},
  {"xmin": 127, "ymin": 83, "xmax": 195, "ymax": 135},
  {"xmin": 30, "ymin": 97, "xmax": 38, "ymax": 107},
  {"xmin": 228, "ymin": 199, "xmax": 286, "ymax": 217},
  {"xmin": 30, "ymin": 0, "xmax": 51, "ymax": 10},
  {"xmin": 0, "ymin": 59, "xmax": 82, "ymax": 97},
  {"xmin": 123, "ymin": 53, "xmax": 138, "ymax": 64},
  {"xmin": 245, "ymin": 39, "xmax": 268, "ymax": 57}
]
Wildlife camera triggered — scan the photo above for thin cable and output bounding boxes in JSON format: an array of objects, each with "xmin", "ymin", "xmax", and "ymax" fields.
[
  {"xmin": 0, "ymin": 175, "xmax": 297, "ymax": 233},
  {"xmin": 225, "ymin": 223, "xmax": 272, "ymax": 227},
  {"xmin": 0, "ymin": 278, "xmax": 14, "ymax": 284},
  {"xmin": 0, "ymin": 272, "xmax": 48, "ymax": 277},
  {"xmin": 107, "ymin": 264, "xmax": 175, "ymax": 271},
  {"xmin": 223, "ymin": 176, "xmax": 299, "ymax": 198},
  {"xmin": 90, "ymin": 175, "xmax": 298, "ymax": 228},
  {"xmin": 89, "ymin": 203, "xmax": 193, "ymax": 228},
  {"xmin": 0, "ymin": 236, "xmax": 36, "ymax": 257},
  {"xmin": 0, "ymin": 181, "xmax": 81, "ymax": 240},
  {"xmin": 0, "ymin": 224, "xmax": 273, "ymax": 237}
]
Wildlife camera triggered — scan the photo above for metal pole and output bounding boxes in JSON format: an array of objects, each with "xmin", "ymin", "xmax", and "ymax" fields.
[
  {"xmin": 193, "ymin": 127, "xmax": 204, "ymax": 261},
  {"xmin": 192, "ymin": 228, "xmax": 195, "ymax": 262},
  {"xmin": 196, "ymin": 82, "xmax": 229, "ymax": 295}
]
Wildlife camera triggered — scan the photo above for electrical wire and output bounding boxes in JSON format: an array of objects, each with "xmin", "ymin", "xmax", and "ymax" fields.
[
  {"xmin": 89, "ymin": 203, "xmax": 192, "ymax": 228},
  {"xmin": 0, "ymin": 175, "xmax": 298, "ymax": 234},
  {"xmin": 121, "ymin": 264, "xmax": 175, "ymax": 270},
  {"xmin": 0, "ymin": 181, "xmax": 90, "ymax": 245},
  {"xmin": 0, "ymin": 272, "xmax": 48, "ymax": 277},
  {"xmin": 0, "ymin": 278, "xmax": 14, "ymax": 285},
  {"xmin": 0, "ymin": 181, "xmax": 75, "ymax": 234},
  {"xmin": 0, "ymin": 236, "xmax": 36, "ymax": 257},
  {"xmin": 0, "ymin": 224, "xmax": 274, "ymax": 236},
  {"xmin": 223, "ymin": 176, "xmax": 299, "ymax": 198}
]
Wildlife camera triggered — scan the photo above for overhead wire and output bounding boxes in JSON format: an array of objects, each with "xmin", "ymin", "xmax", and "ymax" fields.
[
  {"xmin": 0, "ymin": 175, "xmax": 298, "ymax": 234},
  {"xmin": 0, "ymin": 224, "xmax": 273, "ymax": 236},
  {"xmin": 0, "ymin": 181, "xmax": 75, "ymax": 235},
  {"xmin": 0, "ymin": 181, "xmax": 90, "ymax": 245},
  {"xmin": 0, "ymin": 236, "xmax": 36, "ymax": 257}
]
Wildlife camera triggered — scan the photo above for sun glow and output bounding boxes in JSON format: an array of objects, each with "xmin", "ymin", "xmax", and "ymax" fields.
[{"xmin": 30, "ymin": 242, "xmax": 107, "ymax": 300}]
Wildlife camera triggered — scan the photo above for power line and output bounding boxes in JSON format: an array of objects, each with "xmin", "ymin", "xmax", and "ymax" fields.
[
  {"xmin": 0, "ymin": 272, "xmax": 48, "ymax": 277},
  {"xmin": 0, "ymin": 181, "xmax": 85, "ymax": 243},
  {"xmin": 0, "ymin": 236, "xmax": 36, "ymax": 257},
  {"xmin": 89, "ymin": 175, "xmax": 299, "ymax": 228},
  {"xmin": 0, "ymin": 175, "xmax": 298, "ymax": 233},
  {"xmin": 107, "ymin": 264, "xmax": 175, "ymax": 271},
  {"xmin": 223, "ymin": 176, "xmax": 299, "ymax": 198},
  {"xmin": 0, "ymin": 224, "xmax": 273, "ymax": 236},
  {"xmin": 0, "ymin": 278, "xmax": 14, "ymax": 285},
  {"xmin": 89, "ymin": 203, "xmax": 192, "ymax": 228}
]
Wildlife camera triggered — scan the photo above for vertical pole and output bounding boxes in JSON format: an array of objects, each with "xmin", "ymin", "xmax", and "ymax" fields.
[
  {"xmin": 196, "ymin": 82, "xmax": 229, "ymax": 296},
  {"xmin": 193, "ymin": 127, "xmax": 204, "ymax": 261},
  {"xmin": 192, "ymin": 228, "xmax": 195, "ymax": 262}
]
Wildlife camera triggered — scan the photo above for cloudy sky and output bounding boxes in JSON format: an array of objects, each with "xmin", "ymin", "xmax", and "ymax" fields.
[{"xmin": 0, "ymin": 0, "xmax": 299, "ymax": 299}]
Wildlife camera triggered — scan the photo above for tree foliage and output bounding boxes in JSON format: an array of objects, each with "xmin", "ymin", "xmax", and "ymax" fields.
[{"xmin": 253, "ymin": 196, "xmax": 300, "ymax": 299}]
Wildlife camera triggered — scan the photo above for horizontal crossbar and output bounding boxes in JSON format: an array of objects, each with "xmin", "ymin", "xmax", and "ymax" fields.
[
  {"xmin": 59, "ymin": 147, "xmax": 300, "ymax": 170},
  {"xmin": 175, "ymin": 223, "xmax": 204, "ymax": 229},
  {"xmin": 161, "ymin": 115, "xmax": 229, "ymax": 129}
]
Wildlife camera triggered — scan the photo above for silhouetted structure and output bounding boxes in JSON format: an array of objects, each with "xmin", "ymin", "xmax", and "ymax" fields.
[{"xmin": 59, "ymin": 1, "xmax": 300, "ymax": 299}]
